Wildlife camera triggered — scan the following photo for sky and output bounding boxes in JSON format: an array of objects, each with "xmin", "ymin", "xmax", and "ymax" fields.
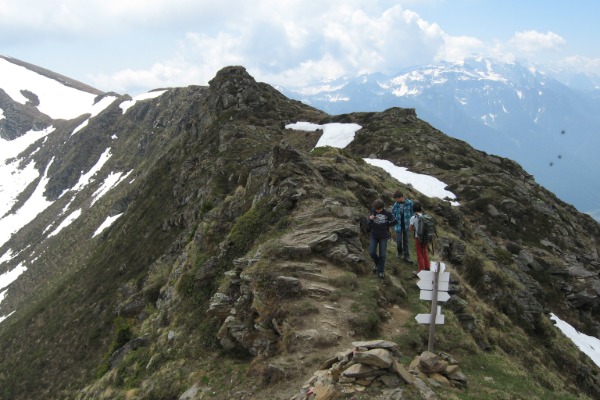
[{"xmin": 1, "ymin": 0, "xmax": 600, "ymax": 96}]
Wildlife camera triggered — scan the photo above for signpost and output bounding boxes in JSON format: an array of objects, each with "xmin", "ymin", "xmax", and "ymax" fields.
[{"xmin": 415, "ymin": 262, "xmax": 450, "ymax": 352}]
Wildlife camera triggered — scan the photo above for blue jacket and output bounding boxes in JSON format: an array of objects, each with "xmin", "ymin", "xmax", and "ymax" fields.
[
  {"xmin": 391, "ymin": 198, "xmax": 414, "ymax": 232},
  {"xmin": 368, "ymin": 209, "xmax": 397, "ymax": 240}
]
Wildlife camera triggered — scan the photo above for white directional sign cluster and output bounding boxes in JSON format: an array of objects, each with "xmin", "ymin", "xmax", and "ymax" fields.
[{"xmin": 415, "ymin": 262, "xmax": 450, "ymax": 326}]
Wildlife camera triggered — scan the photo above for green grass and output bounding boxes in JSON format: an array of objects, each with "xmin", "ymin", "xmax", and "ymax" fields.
[{"xmin": 437, "ymin": 352, "xmax": 585, "ymax": 400}]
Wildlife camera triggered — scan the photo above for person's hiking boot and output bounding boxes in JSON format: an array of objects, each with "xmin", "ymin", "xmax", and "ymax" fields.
[
  {"xmin": 378, "ymin": 272, "xmax": 385, "ymax": 279},
  {"xmin": 396, "ymin": 254, "xmax": 401, "ymax": 259},
  {"xmin": 403, "ymin": 257, "xmax": 413, "ymax": 263},
  {"xmin": 372, "ymin": 265, "xmax": 378, "ymax": 274}
]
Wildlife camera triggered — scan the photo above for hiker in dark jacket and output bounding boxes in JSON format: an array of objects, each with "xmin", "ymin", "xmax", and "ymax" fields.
[{"xmin": 368, "ymin": 198, "xmax": 397, "ymax": 279}]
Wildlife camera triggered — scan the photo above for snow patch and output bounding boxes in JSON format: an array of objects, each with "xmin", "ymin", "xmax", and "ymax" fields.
[
  {"xmin": 0, "ymin": 250, "xmax": 14, "ymax": 265},
  {"xmin": 0, "ymin": 125, "xmax": 54, "ymax": 161},
  {"xmin": 0, "ymin": 263, "xmax": 27, "ymax": 292},
  {"xmin": 0, "ymin": 58, "xmax": 100, "ymax": 120},
  {"xmin": 324, "ymin": 94, "xmax": 350, "ymax": 102},
  {"xmin": 388, "ymin": 71, "xmax": 425, "ymax": 96},
  {"xmin": 91, "ymin": 170, "xmax": 133, "ymax": 206},
  {"xmin": 119, "ymin": 90, "xmax": 167, "ymax": 114},
  {"xmin": 93, "ymin": 213, "xmax": 124, "ymax": 237},
  {"xmin": 285, "ymin": 122, "xmax": 362, "ymax": 149},
  {"xmin": 0, "ymin": 159, "xmax": 55, "ymax": 248},
  {"xmin": 0, "ymin": 309, "xmax": 15, "ymax": 324},
  {"xmin": 47, "ymin": 209, "xmax": 82, "ymax": 238},
  {"xmin": 551, "ymin": 313, "xmax": 600, "ymax": 368},
  {"xmin": 0, "ymin": 127, "xmax": 56, "ymax": 221},
  {"xmin": 364, "ymin": 158, "xmax": 459, "ymax": 206},
  {"xmin": 71, "ymin": 95, "xmax": 118, "ymax": 136},
  {"xmin": 71, "ymin": 148, "xmax": 112, "ymax": 192}
]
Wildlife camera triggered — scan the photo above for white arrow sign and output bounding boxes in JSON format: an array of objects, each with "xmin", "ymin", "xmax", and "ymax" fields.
[
  {"xmin": 417, "ymin": 278, "xmax": 449, "ymax": 292},
  {"xmin": 417, "ymin": 270, "xmax": 450, "ymax": 283},
  {"xmin": 420, "ymin": 290, "xmax": 451, "ymax": 302},
  {"xmin": 415, "ymin": 310, "xmax": 445, "ymax": 325}
]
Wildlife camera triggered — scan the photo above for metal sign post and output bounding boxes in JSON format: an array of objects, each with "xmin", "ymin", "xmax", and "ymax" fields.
[
  {"xmin": 415, "ymin": 262, "xmax": 450, "ymax": 352},
  {"xmin": 427, "ymin": 264, "xmax": 440, "ymax": 352}
]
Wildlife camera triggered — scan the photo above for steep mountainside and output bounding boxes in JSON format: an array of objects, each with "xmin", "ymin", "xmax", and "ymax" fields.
[
  {"xmin": 279, "ymin": 56, "xmax": 600, "ymax": 220},
  {"xmin": 0, "ymin": 62, "xmax": 599, "ymax": 399}
]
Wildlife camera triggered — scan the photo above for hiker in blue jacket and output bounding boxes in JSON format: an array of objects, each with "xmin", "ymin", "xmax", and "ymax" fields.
[
  {"xmin": 391, "ymin": 191, "xmax": 414, "ymax": 263},
  {"xmin": 368, "ymin": 198, "xmax": 397, "ymax": 279}
]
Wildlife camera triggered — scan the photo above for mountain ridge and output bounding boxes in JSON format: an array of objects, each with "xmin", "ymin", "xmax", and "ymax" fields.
[
  {"xmin": 279, "ymin": 56, "xmax": 600, "ymax": 220},
  {"xmin": 0, "ymin": 60, "xmax": 599, "ymax": 399}
]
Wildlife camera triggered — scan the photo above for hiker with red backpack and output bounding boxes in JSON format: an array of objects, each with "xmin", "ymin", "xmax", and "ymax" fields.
[{"xmin": 409, "ymin": 202, "xmax": 436, "ymax": 272}]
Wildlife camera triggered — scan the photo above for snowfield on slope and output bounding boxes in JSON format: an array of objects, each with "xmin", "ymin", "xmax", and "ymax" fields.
[{"xmin": 286, "ymin": 121, "xmax": 459, "ymax": 205}]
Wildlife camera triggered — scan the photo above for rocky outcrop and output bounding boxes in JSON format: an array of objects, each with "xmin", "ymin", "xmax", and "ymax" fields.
[
  {"xmin": 0, "ymin": 89, "xmax": 52, "ymax": 140},
  {"xmin": 290, "ymin": 341, "xmax": 467, "ymax": 400}
]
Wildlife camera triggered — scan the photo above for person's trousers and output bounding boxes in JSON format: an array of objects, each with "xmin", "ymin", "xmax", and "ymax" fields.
[
  {"xmin": 415, "ymin": 238, "xmax": 430, "ymax": 272},
  {"xmin": 396, "ymin": 228, "xmax": 410, "ymax": 259},
  {"xmin": 369, "ymin": 236, "xmax": 388, "ymax": 273}
]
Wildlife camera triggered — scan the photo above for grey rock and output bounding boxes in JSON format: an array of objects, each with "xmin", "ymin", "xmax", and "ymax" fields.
[
  {"xmin": 413, "ymin": 377, "xmax": 439, "ymax": 400},
  {"xmin": 352, "ymin": 340, "xmax": 399, "ymax": 353},
  {"xmin": 419, "ymin": 351, "xmax": 448, "ymax": 374},
  {"xmin": 109, "ymin": 338, "xmax": 148, "ymax": 369},
  {"xmin": 353, "ymin": 348, "xmax": 393, "ymax": 368},
  {"xmin": 341, "ymin": 363, "xmax": 384, "ymax": 379}
]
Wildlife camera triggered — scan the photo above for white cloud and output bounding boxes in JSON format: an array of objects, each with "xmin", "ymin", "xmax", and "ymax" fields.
[
  {"xmin": 87, "ymin": 3, "xmax": 456, "ymax": 92},
  {"xmin": 558, "ymin": 55, "xmax": 600, "ymax": 76},
  {"xmin": 436, "ymin": 35, "xmax": 485, "ymax": 62},
  {"xmin": 509, "ymin": 30, "xmax": 566, "ymax": 54},
  {"xmin": 0, "ymin": 0, "xmax": 248, "ymax": 38},
  {"xmin": 5, "ymin": 0, "xmax": 593, "ymax": 94}
]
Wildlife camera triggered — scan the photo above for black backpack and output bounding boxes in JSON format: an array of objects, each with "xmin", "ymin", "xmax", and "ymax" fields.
[{"xmin": 416, "ymin": 213, "xmax": 436, "ymax": 245}]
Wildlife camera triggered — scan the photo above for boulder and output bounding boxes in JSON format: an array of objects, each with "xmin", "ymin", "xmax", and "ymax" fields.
[
  {"xmin": 392, "ymin": 358, "xmax": 414, "ymax": 384},
  {"xmin": 418, "ymin": 351, "xmax": 448, "ymax": 374},
  {"xmin": 341, "ymin": 363, "xmax": 383, "ymax": 379},
  {"xmin": 313, "ymin": 382, "xmax": 336, "ymax": 400},
  {"xmin": 352, "ymin": 340, "xmax": 399, "ymax": 353},
  {"xmin": 353, "ymin": 348, "xmax": 393, "ymax": 368},
  {"xmin": 206, "ymin": 292, "xmax": 232, "ymax": 318}
]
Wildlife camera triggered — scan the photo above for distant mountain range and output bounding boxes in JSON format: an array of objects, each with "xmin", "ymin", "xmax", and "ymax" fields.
[{"xmin": 279, "ymin": 56, "xmax": 600, "ymax": 220}]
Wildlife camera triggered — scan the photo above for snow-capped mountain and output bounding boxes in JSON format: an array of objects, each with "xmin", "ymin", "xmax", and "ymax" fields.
[
  {"xmin": 280, "ymin": 56, "xmax": 600, "ymax": 220},
  {"xmin": 0, "ymin": 55, "xmax": 163, "ymax": 312}
]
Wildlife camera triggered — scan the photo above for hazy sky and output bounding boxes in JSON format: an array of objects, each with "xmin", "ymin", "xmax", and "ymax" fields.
[{"xmin": 1, "ymin": 0, "xmax": 599, "ymax": 95}]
